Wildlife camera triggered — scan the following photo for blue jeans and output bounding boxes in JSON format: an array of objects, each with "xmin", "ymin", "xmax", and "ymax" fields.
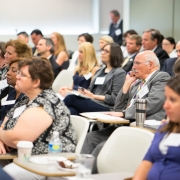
[{"xmin": 63, "ymin": 95, "xmax": 110, "ymax": 115}]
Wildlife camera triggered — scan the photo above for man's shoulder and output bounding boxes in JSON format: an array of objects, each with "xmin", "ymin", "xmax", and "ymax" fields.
[
  {"xmin": 154, "ymin": 46, "xmax": 169, "ymax": 57},
  {"xmin": 164, "ymin": 57, "xmax": 177, "ymax": 65},
  {"xmin": 150, "ymin": 71, "xmax": 171, "ymax": 82}
]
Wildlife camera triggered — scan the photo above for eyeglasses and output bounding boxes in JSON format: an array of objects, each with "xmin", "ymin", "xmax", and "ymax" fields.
[
  {"xmin": 101, "ymin": 49, "xmax": 110, "ymax": 54},
  {"xmin": 17, "ymin": 71, "xmax": 31, "ymax": 78}
]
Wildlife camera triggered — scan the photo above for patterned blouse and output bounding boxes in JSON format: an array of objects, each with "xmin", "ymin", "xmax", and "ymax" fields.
[{"xmin": 3, "ymin": 88, "xmax": 77, "ymax": 155}]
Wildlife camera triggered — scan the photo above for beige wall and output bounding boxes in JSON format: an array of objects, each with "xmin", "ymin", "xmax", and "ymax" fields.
[{"xmin": 129, "ymin": 0, "xmax": 180, "ymax": 41}]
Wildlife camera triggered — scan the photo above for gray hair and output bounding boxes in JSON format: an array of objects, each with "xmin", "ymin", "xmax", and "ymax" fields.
[
  {"xmin": 41, "ymin": 37, "xmax": 54, "ymax": 54},
  {"xmin": 144, "ymin": 51, "xmax": 160, "ymax": 69}
]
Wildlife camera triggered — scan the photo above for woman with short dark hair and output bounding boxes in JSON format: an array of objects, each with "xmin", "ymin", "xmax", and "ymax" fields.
[
  {"xmin": 64, "ymin": 43, "xmax": 126, "ymax": 115},
  {"xmin": 0, "ymin": 57, "xmax": 76, "ymax": 180}
]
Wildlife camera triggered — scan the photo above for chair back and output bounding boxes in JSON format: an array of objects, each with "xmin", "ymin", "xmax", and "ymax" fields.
[
  {"xmin": 52, "ymin": 70, "xmax": 74, "ymax": 93},
  {"xmin": 97, "ymin": 127, "xmax": 154, "ymax": 173},
  {"xmin": 70, "ymin": 115, "xmax": 89, "ymax": 154}
]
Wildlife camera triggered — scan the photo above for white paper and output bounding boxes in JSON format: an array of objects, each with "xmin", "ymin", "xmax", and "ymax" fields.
[
  {"xmin": 115, "ymin": 29, "xmax": 121, "ymax": 36},
  {"xmin": 94, "ymin": 77, "xmax": 105, "ymax": 85},
  {"xmin": 1, "ymin": 100, "xmax": 15, "ymax": 106},
  {"xmin": 164, "ymin": 133, "xmax": 180, "ymax": 147},
  {"xmin": 13, "ymin": 105, "xmax": 26, "ymax": 118},
  {"xmin": 0, "ymin": 79, "xmax": 8, "ymax": 89},
  {"xmin": 70, "ymin": 91, "xmax": 89, "ymax": 99},
  {"xmin": 80, "ymin": 112, "xmax": 123, "ymax": 120},
  {"xmin": 84, "ymin": 72, "xmax": 92, "ymax": 80},
  {"xmin": 144, "ymin": 120, "xmax": 161, "ymax": 126},
  {"xmin": 56, "ymin": 93, "xmax": 64, "ymax": 101},
  {"xmin": 138, "ymin": 85, "xmax": 149, "ymax": 99}
]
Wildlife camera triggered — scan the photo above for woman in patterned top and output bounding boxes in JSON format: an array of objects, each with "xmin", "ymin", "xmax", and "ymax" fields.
[{"xmin": 1, "ymin": 57, "xmax": 76, "ymax": 180}]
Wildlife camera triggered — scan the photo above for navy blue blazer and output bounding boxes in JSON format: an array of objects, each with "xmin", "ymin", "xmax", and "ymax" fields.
[
  {"xmin": 109, "ymin": 20, "xmax": 123, "ymax": 46},
  {"xmin": 161, "ymin": 57, "xmax": 177, "ymax": 77},
  {"xmin": 154, "ymin": 46, "xmax": 169, "ymax": 70}
]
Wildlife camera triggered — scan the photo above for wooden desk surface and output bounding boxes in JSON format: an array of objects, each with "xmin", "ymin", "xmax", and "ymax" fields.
[
  {"xmin": 130, "ymin": 122, "xmax": 158, "ymax": 133},
  {"xmin": 89, "ymin": 172, "xmax": 133, "ymax": 180},
  {"xmin": 80, "ymin": 112, "xmax": 130, "ymax": 124},
  {"xmin": 0, "ymin": 152, "xmax": 17, "ymax": 159},
  {"xmin": 13, "ymin": 153, "xmax": 76, "ymax": 177}
]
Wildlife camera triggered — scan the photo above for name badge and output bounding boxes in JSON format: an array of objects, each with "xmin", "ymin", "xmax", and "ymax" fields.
[
  {"xmin": 115, "ymin": 29, "xmax": 121, "ymax": 36},
  {"xmin": 138, "ymin": 85, "xmax": 149, "ymax": 99},
  {"xmin": 84, "ymin": 72, "xmax": 92, "ymax": 80},
  {"xmin": 13, "ymin": 105, "xmax": 26, "ymax": 118},
  {"xmin": 0, "ymin": 79, "xmax": 8, "ymax": 89},
  {"xmin": 1, "ymin": 100, "xmax": 16, "ymax": 106},
  {"xmin": 164, "ymin": 133, "xmax": 180, "ymax": 147},
  {"xmin": 94, "ymin": 77, "xmax": 105, "ymax": 85}
]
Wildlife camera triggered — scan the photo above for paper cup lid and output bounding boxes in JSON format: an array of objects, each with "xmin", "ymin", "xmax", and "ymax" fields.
[{"xmin": 17, "ymin": 141, "xmax": 33, "ymax": 148}]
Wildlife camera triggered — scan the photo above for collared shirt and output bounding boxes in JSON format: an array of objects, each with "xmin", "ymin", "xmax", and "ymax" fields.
[
  {"xmin": 152, "ymin": 46, "xmax": 158, "ymax": 52},
  {"xmin": 114, "ymin": 18, "xmax": 122, "ymax": 28},
  {"xmin": 47, "ymin": 54, "xmax": 52, "ymax": 60}
]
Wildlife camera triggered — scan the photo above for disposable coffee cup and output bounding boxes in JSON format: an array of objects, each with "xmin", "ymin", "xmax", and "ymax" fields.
[{"xmin": 17, "ymin": 141, "xmax": 33, "ymax": 161}]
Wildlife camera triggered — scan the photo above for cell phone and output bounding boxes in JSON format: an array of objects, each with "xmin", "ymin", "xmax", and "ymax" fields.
[{"xmin": 78, "ymin": 86, "xmax": 84, "ymax": 91}]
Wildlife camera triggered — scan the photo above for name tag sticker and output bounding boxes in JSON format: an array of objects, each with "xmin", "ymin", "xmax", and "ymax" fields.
[
  {"xmin": 0, "ymin": 79, "xmax": 8, "ymax": 89},
  {"xmin": 84, "ymin": 72, "xmax": 92, "ymax": 80},
  {"xmin": 164, "ymin": 133, "xmax": 180, "ymax": 147},
  {"xmin": 13, "ymin": 105, "xmax": 26, "ymax": 118},
  {"xmin": 94, "ymin": 77, "xmax": 105, "ymax": 85},
  {"xmin": 115, "ymin": 29, "xmax": 121, "ymax": 36},
  {"xmin": 138, "ymin": 85, "xmax": 149, "ymax": 99},
  {"xmin": 1, "ymin": 100, "xmax": 15, "ymax": 106}
]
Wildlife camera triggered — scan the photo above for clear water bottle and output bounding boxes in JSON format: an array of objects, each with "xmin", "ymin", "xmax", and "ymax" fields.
[{"xmin": 48, "ymin": 131, "xmax": 62, "ymax": 155}]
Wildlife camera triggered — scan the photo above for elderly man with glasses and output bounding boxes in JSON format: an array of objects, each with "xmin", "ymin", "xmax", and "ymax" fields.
[{"xmin": 81, "ymin": 51, "xmax": 170, "ymax": 174}]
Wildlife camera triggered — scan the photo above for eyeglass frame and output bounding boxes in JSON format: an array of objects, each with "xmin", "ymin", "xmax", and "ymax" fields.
[
  {"xmin": 101, "ymin": 49, "xmax": 110, "ymax": 54},
  {"xmin": 17, "ymin": 70, "xmax": 32, "ymax": 78}
]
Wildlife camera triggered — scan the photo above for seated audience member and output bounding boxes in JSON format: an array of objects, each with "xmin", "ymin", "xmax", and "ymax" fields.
[
  {"xmin": 30, "ymin": 29, "xmax": 43, "ymax": 56},
  {"xmin": 60, "ymin": 42, "xmax": 99, "ymax": 96},
  {"xmin": 0, "ymin": 59, "xmax": 24, "ymax": 124},
  {"xmin": 97, "ymin": 35, "xmax": 114, "ymax": 66},
  {"xmin": 142, "ymin": 29, "xmax": 169, "ymax": 69},
  {"xmin": 121, "ymin": 29, "xmax": 138, "ymax": 58},
  {"xmin": 50, "ymin": 32, "xmax": 69, "ymax": 70},
  {"xmin": 17, "ymin": 31, "xmax": 29, "ymax": 44},
  {"xmin": 36, "ymin": 37, "xmax": 61, "ymax": 79},
  {"xmin": 68, "ymin": 33, "xmax": 94, "ymax": 71},
  {"xmin": 81, "ymin": 51, "xmax": 170, "ymax": 173},
  {"xmin": 133, "ymin": 76, "xmax": 180, "ymax": 180},
  {"xmin": 161, "ymin": 41, "xmax": 180, "ymax": 77},
  {"xmin": 1, "ymin": 58, "xmax": 76, "ymax": 180},
  {"xmin": 0, "ymin": 42, "xmax": 6, "ymax": 77},
  {"xmin": 0, "ymin": 40, "xmax": 32, "ymax": 101},
  {"xmin": 64, "ymin": 43, "xmax": 126, "ymax": 115},
  {"xmin": 122, "ymin": 34, "xmax": 141, "ymax": 72},
  {"xmin": 162, "ymin": 37, "xmax": 177, "ymax": 58}
]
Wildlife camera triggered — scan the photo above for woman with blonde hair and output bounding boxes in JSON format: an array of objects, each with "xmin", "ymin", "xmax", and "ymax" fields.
[
  {"xmin": 97, "ymin": 35, "xmax": 114, "ymax": 66},
  {"xmin": 60, "ymin": 42, "xmax": 99, "ymax": 96},
  {"xmin": 50, "ymin": 32, "xmax": 69, "ymax": 68}
]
